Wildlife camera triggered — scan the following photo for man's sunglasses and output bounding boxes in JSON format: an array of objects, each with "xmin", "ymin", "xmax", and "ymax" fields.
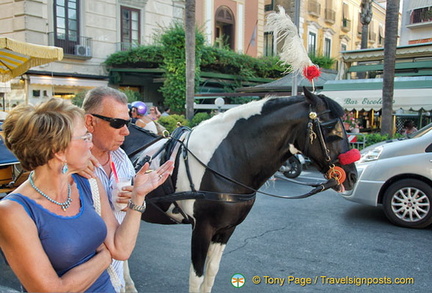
[{"xmin": 91, "ymin": 113, "xmax": 130, "ymax": 129}]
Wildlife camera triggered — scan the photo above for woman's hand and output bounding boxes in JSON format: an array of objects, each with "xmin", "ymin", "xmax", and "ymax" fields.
[
  {"xmin": 77, "ymin": 155, "xmax": 99, "ymax": 179},
  {"xmin": 133, "ymin": 160, "xmax": 174, "ymax": 198}
]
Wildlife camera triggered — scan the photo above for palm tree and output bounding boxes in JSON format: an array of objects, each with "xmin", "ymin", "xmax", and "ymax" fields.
[
  {"xmin": 381, "ymin": 0, "xmax": 400, "ymax": 136},
  {"xmin": 359, "ymin": 0, "xmax": 373, "ymax": 79},
  {"xmin": 185, "ymin": 0, "xmax": 196, "ymax": 120},
  {"xmin": 360, "ymin": 0, "xmax": 373, "ymax": 49}
]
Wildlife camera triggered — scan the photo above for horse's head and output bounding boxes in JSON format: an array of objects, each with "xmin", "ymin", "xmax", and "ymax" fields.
[{"xmin": 299, "ymin": 87, "xmax": 359, "ymax": 192}]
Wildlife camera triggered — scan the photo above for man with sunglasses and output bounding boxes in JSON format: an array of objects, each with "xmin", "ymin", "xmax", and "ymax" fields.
[{"xmin": 82, "ymin": 86, "xmax": 138, "ymax": 293}]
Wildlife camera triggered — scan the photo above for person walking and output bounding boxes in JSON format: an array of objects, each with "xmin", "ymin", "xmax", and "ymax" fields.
[{"xmin": 0, "ymin": 98, "xmax": 173, "ymax": 292}]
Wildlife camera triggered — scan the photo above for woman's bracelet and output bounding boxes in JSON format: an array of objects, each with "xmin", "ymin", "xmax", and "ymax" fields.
[{"xmin": 127, "ymin": 199, "xmax": 146, "ymax": 213}]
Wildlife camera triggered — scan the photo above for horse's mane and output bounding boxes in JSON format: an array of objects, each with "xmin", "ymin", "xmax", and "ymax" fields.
[
  {"xmin": 318, "ymin": 94, "xmax": 345, "ymax": 118},
  {"xmin": 193, "ymin": 93, "xmax": 344, "ymax": 130}
]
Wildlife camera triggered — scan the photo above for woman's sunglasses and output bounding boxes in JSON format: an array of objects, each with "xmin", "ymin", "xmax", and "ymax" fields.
[{"xmin": 91, "ymin": 113, "xmax": 130, "ymax": 129}]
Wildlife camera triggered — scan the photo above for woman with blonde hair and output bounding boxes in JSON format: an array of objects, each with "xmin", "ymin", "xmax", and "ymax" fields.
[{"xmin": 0, "ymin": 98, "xmax": 173, "ymax": 292}]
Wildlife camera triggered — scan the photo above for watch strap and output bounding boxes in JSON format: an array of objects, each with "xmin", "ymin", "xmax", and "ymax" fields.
[{"xmin": 127, "ymin": 199, "xmax": 146, "ymax": 213}]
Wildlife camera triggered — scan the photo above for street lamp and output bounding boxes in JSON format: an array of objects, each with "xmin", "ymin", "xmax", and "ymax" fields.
[{"xmin": 214, "ymin": 97, "xmax": 225, "ymax": 113}]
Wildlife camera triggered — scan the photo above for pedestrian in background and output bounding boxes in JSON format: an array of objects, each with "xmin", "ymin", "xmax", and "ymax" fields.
[
  {"xmin": 148, "ymin": 106, "xmax": 161, "ymax": 121},
  {"xmin": 161, "ymin": 107, "xmax": 171, "ymax": 117}
]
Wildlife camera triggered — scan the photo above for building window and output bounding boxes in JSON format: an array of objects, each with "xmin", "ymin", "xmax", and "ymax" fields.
[
  {"xmin": 121, "ymin": 6, "xmax": 140, "ymax": 51},
  {"xmin": 308, "ymin": 32, "xmax": 317, "ymax": 55},
  {"xmin": 215, "ymin": 6, "xmax": 235, "ymax": 50},
  {"xmin": 264, "ymin": 32, "xmax": 274, "ymax": 56},
  {"xmin": 341, "ymin": 43, "xmax": 347, "ymax": 52},
  {"xmin": 411, "ymin": 6, "xmax": 432, "ymax": 24},
  {"xmin": 54, "ymin": 0, "xmax": 79, "ymax": 51},
  {"xmin": 324, "ymin": 38, "xmax": 331, "ymax": 57},
  {"xmin": 265, "ymin": 0, "xmax": 274, "ymax": 12}
]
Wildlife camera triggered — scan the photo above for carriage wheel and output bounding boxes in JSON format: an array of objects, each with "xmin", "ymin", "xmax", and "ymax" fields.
[{"xmin": 383, "ymin": 179, "xmax": 432, "ymax": 229}]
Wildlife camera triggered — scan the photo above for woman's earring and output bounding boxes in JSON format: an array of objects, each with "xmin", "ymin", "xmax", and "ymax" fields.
[{"xmin": 61, "ymin": 162, "xmax": 69, "ymax": 174}]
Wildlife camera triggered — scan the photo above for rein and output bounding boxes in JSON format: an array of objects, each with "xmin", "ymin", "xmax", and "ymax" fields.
[
  {"xmin": 175, "ymin": 129, "xmax": 340, "ymax": 200},
  {"xmin": 140, "ymin": 107, "xmax": 357, "ymax": 202}
]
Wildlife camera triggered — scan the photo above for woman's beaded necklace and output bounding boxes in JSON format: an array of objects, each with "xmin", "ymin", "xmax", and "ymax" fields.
[{"xmin": 29, "ymin": 171, "xmax": 72, "ymax": 212}]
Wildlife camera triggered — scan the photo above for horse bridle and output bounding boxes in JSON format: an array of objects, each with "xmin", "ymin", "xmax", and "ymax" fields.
[
  {"xmin": 306, "ymin": 108, "xmax": 348, "ymax": 186},
  {"xmin": 141, "ymin": 108, "xmax": 359, "ymax": 203}
]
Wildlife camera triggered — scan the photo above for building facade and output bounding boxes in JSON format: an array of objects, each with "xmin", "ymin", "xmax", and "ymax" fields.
[
  {"xmin": 0, "ymin": 0, "xmax": 184, "ymax": 109},
  {"xmin": 1, "ymin": 0, "xmax": 390, "ymax": 110},
  {"xmin": 400, "ymin": 0, "xmax": 432, "ymax": 45},
  {"xmin": 263, "ymin": 0, "xmax": 387, "ymax": 61}
]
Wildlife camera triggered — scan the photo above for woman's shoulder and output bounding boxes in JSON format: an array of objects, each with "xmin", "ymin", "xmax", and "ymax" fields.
[{"xmin": 0, "ymin": 193, "xmax": 33, "ymax": 221}]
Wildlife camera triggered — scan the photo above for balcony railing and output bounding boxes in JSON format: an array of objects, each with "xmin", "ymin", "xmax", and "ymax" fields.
[
  {"xmin": 410, "ymin": 7, "xmax": 432, "ymax": 24},
  {"xmin": 308, "ymin": 0, "xmax": 321, "ymax": 17},
  {"xmin": 324, "ymin": 9, "xmax": 335, "ymax": 24},
  {"xmin": 341, "ymin": 18, "xmax": 351, "ymax": 32},
  {"xmin": 48, "ymin": 33, "xmax": 93, "ymax": 58}
]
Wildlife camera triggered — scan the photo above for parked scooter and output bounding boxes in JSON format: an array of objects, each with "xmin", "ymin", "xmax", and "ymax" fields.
[{"xmin": 278, "ymin": 154, "xmax": 307, "ymax": 178}]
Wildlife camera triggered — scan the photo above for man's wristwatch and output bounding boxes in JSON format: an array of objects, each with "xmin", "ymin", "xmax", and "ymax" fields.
[{"xmin": 127, "ymin": 199, "xmax": 146, "ymax": 213}]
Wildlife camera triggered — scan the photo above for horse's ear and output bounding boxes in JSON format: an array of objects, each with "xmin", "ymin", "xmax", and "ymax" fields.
[{"xmin": 303, "ymin": 86, "xmax": 319, "ymax": 107}]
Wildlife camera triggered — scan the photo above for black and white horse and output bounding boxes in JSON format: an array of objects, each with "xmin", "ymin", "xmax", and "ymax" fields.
[{"xmin": 122, "ymin": 88, "xmax": 358, "ymax": 292}]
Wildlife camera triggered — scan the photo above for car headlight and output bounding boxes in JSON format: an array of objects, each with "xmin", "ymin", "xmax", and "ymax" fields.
[{"xmin": 359, "ymin": 145, "xmax": 383, "ymax": 163}]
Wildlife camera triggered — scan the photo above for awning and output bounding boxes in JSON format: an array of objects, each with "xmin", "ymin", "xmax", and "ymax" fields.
[
  {"xmin": 29, "ymin": 75, "xmax": 108, "ymax": 88},
  {"xmin": 409, "ymin": 0, "xmax": 432, "ymax": 10},
  {"xmin": 320, "ymin": 76, "xmax": 432, "ymax": 111},
  {"xmin": 320, "ymin": 88, "xmax": 432, "ymax": 111},
  {"xmin": 0, "ymin": 37, "xmax": 63, "ymax": 82}
]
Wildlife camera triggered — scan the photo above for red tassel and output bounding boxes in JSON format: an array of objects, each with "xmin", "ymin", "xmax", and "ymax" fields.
[
  {"xmin": 338, "ymin": 149, "xmax": 361, "ymax": 165},
  {"xmin": 303, "ymin": 65, "xmax": 321, "ymax": 81}
]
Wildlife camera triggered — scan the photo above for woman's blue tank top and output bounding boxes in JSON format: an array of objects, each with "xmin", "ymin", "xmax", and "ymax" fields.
[{"xmin": 3, "ymin": 174, "xmax": 115, "ymax": 293}]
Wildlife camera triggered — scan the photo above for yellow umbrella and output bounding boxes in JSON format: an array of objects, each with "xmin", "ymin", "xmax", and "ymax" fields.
[{"xmin": 0, "ymin": 37, "xmax": 63, "ymax": 82}]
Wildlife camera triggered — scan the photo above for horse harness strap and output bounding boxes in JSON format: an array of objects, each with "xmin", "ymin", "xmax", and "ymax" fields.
[
  {"xmin": 177, "ymin": 132, "xmax": 338, "ymax": 200},
  {"xmin": 307, "ymin": 108, "xmax": 347, "ymax": 186},
  {"xmin": 148, "ymin": 191, "xmax": 256, "ymax": 203}
]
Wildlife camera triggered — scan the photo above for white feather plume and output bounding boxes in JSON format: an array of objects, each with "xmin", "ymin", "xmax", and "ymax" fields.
[{"xmin": 266, "ymin": 6, "xmax": 312, "ymax": 75}]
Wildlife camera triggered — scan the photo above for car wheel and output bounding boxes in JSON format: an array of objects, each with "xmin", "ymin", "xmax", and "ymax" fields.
[{"xmin": 383, "ymin": 179, "xmax": 432, "ymax": 228}]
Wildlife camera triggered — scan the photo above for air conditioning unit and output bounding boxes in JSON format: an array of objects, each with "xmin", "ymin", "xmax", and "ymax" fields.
[{"xmin": 74, "ymin": 45, "xmax": 91, "ymax": 57}]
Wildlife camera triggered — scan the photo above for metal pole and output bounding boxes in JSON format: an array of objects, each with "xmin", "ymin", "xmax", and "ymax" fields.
[{"xmin": 291, "ymin": 0, "xmax": 301, "ymax": 96}]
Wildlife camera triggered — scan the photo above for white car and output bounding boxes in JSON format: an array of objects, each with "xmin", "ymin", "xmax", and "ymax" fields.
[{"xmin": 340, "ymin": 123, "xmax": 432, "ymax": 228}]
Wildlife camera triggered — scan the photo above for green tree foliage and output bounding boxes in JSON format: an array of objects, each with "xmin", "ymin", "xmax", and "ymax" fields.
[
  {"xmin": 105, "ymin": 45, "xmax": 163, "ymax": 68},
  {"xmin": 190, "ymin": 112, "xmax": 211, "ymax": 128},
  {"xmin": 121, "ymin": 87, "xmax": 141, "ymax": 103},
  {"xmin": 158, "ymin": 114, "xmax": 189, "ymax": 133},
  {"xmin": 364, "ymin": 133, "xmax": 404, "ymax": 147},
  {"xmin": 104, "ymin": 26, "xmax": 289, "ymax": 112},
  {"xmin": 157, "ymin": 23, "xmax": 205, "ymax": 113},
  {"xmin": 309, "ymin": 54, "xmax": 336, "ymax": 69}
]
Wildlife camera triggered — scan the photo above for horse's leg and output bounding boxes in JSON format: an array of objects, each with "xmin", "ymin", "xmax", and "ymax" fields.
[
  {"xmin": 200, "ymin": 228, "xmax": 236, "ymax": 292},
  {"xmin": 189, "ymin": 223, "xmax": 236, "ymax": 293},
  {"xmin": 189, "ymin": 222, "xmax": 213, "ymax": 293}
]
